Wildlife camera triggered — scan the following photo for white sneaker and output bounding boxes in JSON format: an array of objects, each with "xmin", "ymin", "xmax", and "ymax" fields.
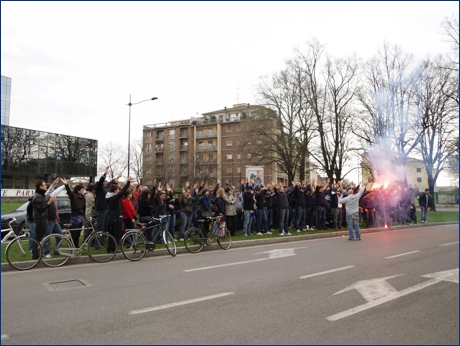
[
  {"xmin": 256, "ymin": 232, "xmax": 263, "ymax": 235},
  {"xmin": 280, "ymin": 232, "xmax": 285, "ymax": 236},
  {"xmin": 244, "ymin": 234, "xmax": 249, "ymax": 236},
  {"xmin": 296, "ymin": 229, "xmax": 301, "ymax": 233},
  {"xmin": 286, "ymin": 232, "xmax": 292, "ymax": 235},
  {"xmin": 266, "ymin": 231, "xmax": 272, "ymax": 235},
  {"xmin": 179, "ymin": 238, "xmax": 184, "ymax": 241},
  {"xmin": 302, "ymin": 229, "xmax": 307, "ymax": 232},
  {"xmin": 310, "ymin": 227, "xmax": 315, "ymax": 231},
  {"xmin": 44, "ymin": 254, "xmax": 52, "ymax": 259}
]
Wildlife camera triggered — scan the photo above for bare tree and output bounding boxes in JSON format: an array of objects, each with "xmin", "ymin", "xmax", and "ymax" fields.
[
  {"xmin": 414, "ymin": 56, "xmax": 459, "ymax": 209},
  {"xmin": 130, "ymin": 140, "xmax": 144, "ymax": 184},
  {"xmin": 440, "ymin": 15, "xmax": 459, "ymax": 72},
  {"xmin": 356, "ymin": 42, "xmax": 423, "ymax": 184},
  {"xmin": 290, "ymin": 39, "xmax": 359, "ymax": 182},
  {"xmin": 250, "ymin": 68, "xmax": 310, "ymax": 184},
  {"xmin": 97, "ymin": 141, "xmax": 127, "ymax": 180}
]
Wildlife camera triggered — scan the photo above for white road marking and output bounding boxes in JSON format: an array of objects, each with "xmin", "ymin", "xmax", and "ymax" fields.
[
  {"xmin": 333, "ymin": 275, "xmax": 403, "ymax": 301},
  {"xmin": 1, "ymin": 335, "xmax": 9, "ymax": 340},
  {"xmin": 253, "ymin": 248, "xmax": 297, "ymax": 258},
  {"xmin": 439, "ymin": 241, "xmax": 459, "ymax": 247},
  {"xmin": 299, "ymin": 266, "xmax": 355, "ymax": 279},
  {"xmin": 184, "ymin": 258, "xmax": 268, "ymax": 272},
  {"xmin": 385, "ymin": 250, "xmax": 420, "ymax": 259},
  {"xmin": 129, "ymin": 292, "xmax": 235, "ymax": 315},
  {"xmin": 327, "ymin": 268, "xmax": 458, "ymax": 321}
]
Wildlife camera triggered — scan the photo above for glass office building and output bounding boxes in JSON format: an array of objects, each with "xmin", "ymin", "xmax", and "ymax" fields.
[
  {"xmin": 1, "ymin": 125, "xmax": 98, "ymax": 188},
  {"xmin": 1, "ymin": 76, "xmax": 12, "ymax": 126}
]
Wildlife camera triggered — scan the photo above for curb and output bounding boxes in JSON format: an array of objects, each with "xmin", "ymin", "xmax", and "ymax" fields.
[{"xmin": 2, "ymin": 221, "xmax": 457, "ymax": 272}]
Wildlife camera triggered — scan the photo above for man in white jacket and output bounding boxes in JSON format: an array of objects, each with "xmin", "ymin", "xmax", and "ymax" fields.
[{"xmin": 338, "ymin": 182, "xmax": 371, "ymax": 240}]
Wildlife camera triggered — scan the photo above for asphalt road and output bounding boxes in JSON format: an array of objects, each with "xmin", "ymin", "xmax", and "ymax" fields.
[{"xmin": 1, "ymin": 223, "xmax": 458, "ymax": 344}]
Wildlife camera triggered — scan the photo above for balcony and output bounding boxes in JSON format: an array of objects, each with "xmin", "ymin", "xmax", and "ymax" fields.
[
  {"xmin": 155, "ymin": 135, "xmax": 164, "ymax": 141},
  {"xmin": 196, "ymin": 145, "xmax": 217, "ymax": 152},
  {"xmin": 179, "ymin": 132, "xmax": 188, "ymax": 138},
  {"xmin": 179, "ymin": 145, "xmax": 189, "ymax": 151},
  {"xmin": 155, "ymin": 147, "xmax": 164, "ymax": 152},
  {"xmin": 196, "ymin": 131, "xmax": 216, "ymax": 139}
]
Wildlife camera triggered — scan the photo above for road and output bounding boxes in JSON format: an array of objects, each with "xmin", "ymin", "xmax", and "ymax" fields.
[{"xmin": 1, "ymin": 223, "xmax": 458, "ymax": 344}]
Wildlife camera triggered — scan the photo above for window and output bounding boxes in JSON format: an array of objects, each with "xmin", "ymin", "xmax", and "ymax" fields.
[
  {"xmin": 237, "ymin": 166, "xmax": 241, "ymax": 173},
  {"xmin": 227, "ymin": 153, "xmax": 233, "ymax": 160},
  {"xmin": 146, "ymin": 143, "xmax": 152, "ymax": 153},
  {"xmin": 416, "ymin": 167, "xmax": 422, "ymax": 173},
  {"xmin": 237, "ymin": 153, "xmax": 241, "ymax": 159},
  {"xmin": 208, "ymin": 154, "xmax": 213, "ymax": 160},
  {"xmin": 146, "ymin": 131, "xmax": 152, "ymax": 137},
  {"xmin": 226, "ymin": 167, "xmax": 233, "ymax": 174},
  {"xmin": 227, "ymin": 139, "xmax": 232, "ymax": 146},
  {"xmin": 417, "ymin": 177, "xmax": 422, "ymax": 183},
  {"xmin": 247, "ymin": 153, "xmax": 251, "ymax": 159},
  {"xmin": 226, "ymin": 125, "xmax": 232, "ymax": 132}
]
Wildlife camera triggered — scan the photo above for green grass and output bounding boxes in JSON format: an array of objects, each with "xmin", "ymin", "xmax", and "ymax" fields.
[
  {"xmin": 1, "ymin": 201, "xmax": 26, "ymax": 214},
  {"xmin": 2, "ymin": 210, "xmax": 458, "ymax": 265}
]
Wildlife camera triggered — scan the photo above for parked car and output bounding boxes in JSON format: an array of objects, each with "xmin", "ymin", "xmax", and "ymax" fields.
[{"xmin": 1, "ymin": 197, "xmax": 72, "ymax": 238}]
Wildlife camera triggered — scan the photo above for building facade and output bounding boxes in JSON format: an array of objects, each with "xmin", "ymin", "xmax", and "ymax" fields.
[
  {"xmin": 1, "ymin": 75, "xmax": 12, "ymax": 126},
  {"xmin": 142, "ymin": 103, "xmax": 291, "ymax": 188},
  {"xmin": 1, "ymin": 125, "xmax": 98, "ymax": 189}
]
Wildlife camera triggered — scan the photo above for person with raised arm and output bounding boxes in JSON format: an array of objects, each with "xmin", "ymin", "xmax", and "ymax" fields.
[{"xmin": 338, "ymin": 182, "xmax": 371, "ymax": 241}]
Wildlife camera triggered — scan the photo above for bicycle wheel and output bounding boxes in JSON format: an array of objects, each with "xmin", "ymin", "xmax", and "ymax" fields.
[
  {"xmin": 217, "ymin": 227, "xmax": 232, "ymax": 250},
  {"xmin": 183, "ymin": 227, "xmax": 205, "ymax": 253},
  {"xmin": 87, "ymin": 232, "xmax": 118, "ymax": 263},
  {"xmin": 5, "ymin": 236, "xmax": 41, "ymax": 271},
  {"xmin": 162, "ymin": 230, "xmax": 177, "ymax": 257},
  {"xmin": 40, "ymin": 234, "xmax": 72, "ymax": 267},
  {"xmin": 121, "ymin": 231, "xmax": 147, "ymax": 261}
]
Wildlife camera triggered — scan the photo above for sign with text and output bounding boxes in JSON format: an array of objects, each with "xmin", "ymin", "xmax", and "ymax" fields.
[{"xmin": 1, "ymin": 189, "xmax": 36, "ymax": 197}]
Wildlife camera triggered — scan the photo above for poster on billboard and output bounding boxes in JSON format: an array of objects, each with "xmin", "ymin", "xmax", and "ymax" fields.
[{"xmin": 245, "ymin": 166, "xmax": 264, "ymax": 185}]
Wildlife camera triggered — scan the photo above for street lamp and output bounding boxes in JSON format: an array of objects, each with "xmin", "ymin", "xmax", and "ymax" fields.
[{"xmin": 126, "ymin": 95, "xmax": 158, "ymax": 178}]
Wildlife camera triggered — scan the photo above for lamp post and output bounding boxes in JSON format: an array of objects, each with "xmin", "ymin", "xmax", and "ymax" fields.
[{"xmin": 127, "ymin": 95, "xmax": 158, "ymax": 178}]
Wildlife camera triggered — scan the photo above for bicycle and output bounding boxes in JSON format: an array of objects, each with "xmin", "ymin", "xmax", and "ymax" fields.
[
  {"xmin": 39, "ymin": 217, "xmax": 118, "ymax": 267},
  {"xmin": 1, "ymin": 218, "xmax": 41, "ymax": 271},
  {"xmin": 183, "ymin": 214, "xmax": 231, "ymax": 253},
  {"xmin": 121, "ymin": 215, "xmax": 177, "ymax": 261}
]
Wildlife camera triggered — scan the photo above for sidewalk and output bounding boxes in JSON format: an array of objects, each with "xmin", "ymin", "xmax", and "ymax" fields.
[{"xmin": 1, "ymin": 221, "xmax": 458, "ymax": 272}]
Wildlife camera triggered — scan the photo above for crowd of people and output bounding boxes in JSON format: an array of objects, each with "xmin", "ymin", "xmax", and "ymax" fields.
[{"xmin": 27, "ymin": 169, "xmax": 435, "ymax": 258}]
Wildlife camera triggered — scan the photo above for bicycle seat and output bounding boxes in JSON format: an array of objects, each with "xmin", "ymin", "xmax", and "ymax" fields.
[
  {"xmin": 63, "ymin": 223, "xmax": 72, "ymax": 229},
  {"xmin": 197, "ymin": 219, "xmax": 206, "ymax": 224}
]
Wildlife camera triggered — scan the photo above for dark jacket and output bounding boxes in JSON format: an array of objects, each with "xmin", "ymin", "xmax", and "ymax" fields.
[
  {"xmin": 274, "ymin": 188, "xmax": 289, "ymax": 210},
  {"xmin": 32, "ymin": 189, "xmax": 50, "ymax": 221},
  {"xmin": 106, "ymin": 182, "xmax": 131, "ymax": 221},
  {"xmin": 95, "ymin": 174, "xmax": 115, "ymax": 211},
  {"xmin": 242, "ymin": 191, "xmax": 255, "ymax": 211},
  {"xmin": 65, "ymin": 184, "xmax": 86, "ymax": 214}
]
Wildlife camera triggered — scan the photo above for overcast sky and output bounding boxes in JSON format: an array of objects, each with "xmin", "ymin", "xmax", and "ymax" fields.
[{"xmin": 1, "ymin": 1, "xmax": 457, "ymax": 184}]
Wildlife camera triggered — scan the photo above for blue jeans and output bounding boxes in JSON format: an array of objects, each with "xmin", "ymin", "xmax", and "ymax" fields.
[
  {"xmin": 294, "ymin": 207, "xmax": 305, "ymax": 230},
  {"xmin": 179, "ymin": 212, "xmax": 192, "ymax": 239},
  {"xmin": 95, "ymin": 209, "xmax": 109, "ymax": 233},
  {"xmin": 44, "ymin": 221, "xmax": 64, "ymax": 256},
  {"xmin": 255, "ymin": 208, "xmax": 268, "ymax": 233},
  {"xmin": 346, "ymin": 213, "xmax": 360, "ymax": 239},
  {"xmin": 28, "ymin": 221, "xmax": 36, "ymax": 251},
  {"xmin": 420, "ymin": 206, "xmax": 428, "ymax": 222},
  {"xmin": 278, "ymin": 208, "xmax": 289, "ymax": 234},
  {"xmin": 315, "ymin": 207, "xmax": 326, "ymax": 228},
  {"xmin": 243, "ymin": 210, "xmax": 252, "ymax": 235},
  {"xmin": 168, "ymin": 213, "xmax": 176, "ymax": 237}
]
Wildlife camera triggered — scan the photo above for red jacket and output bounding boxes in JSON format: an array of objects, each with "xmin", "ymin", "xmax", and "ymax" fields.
[{"xmin": 122, "ymin": 198, "xmax": 136, "ymax": 220}]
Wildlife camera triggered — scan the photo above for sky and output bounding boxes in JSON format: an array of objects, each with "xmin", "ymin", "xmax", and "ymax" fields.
[{"xmin": 1, "ymin": 1, "xmax": 458, "ymax": 185}]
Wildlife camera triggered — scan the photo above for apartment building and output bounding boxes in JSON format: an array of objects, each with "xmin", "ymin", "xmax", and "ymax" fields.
[{"xmin": 142, "ymin": 103, "xmax": 288, "ymax": 188}]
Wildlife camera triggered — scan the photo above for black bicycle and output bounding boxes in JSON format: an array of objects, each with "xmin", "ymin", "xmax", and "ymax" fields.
[
  {"xmin": 121, "ymin": 215, "xmax": 176, "ymax": 261},
  {"xmin": 183, "ymin": 214, "xmax": 231, "ymax": 253}
]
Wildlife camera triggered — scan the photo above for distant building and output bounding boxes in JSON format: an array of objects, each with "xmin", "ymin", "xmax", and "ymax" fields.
[
  {"xmin": 1, "ymin": 125, "xmax": 98, "ymax": 189},
  {"xmin": 1, "ymin": 75, "xmax": 12, "ymax": 126},
  {"xmin": 142, "ymin": 103, "xmax": 303, "ymax": 188},
  {"xmin": 361, "ymin": 155, "xmax": 435, "ymax": 188}
]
